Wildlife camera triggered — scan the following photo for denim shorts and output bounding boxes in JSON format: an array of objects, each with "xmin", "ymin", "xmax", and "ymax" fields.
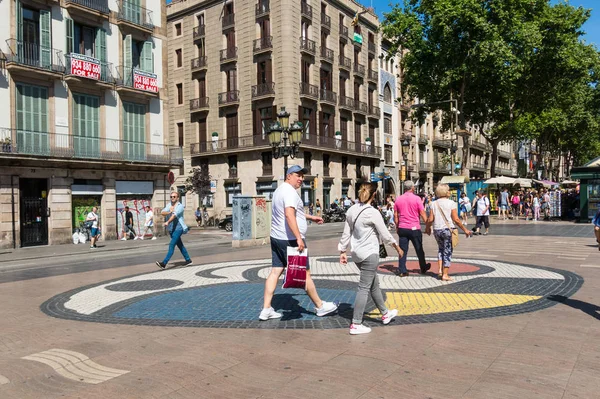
[
  {"xmin": 270, "ymin": 237, "xmax": 310, "ymax": 270},
  {"xmin": 90, "ymin": 227, "xmax": 99, "ymax": 237}
]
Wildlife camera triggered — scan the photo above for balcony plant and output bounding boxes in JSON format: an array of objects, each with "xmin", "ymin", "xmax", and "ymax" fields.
[
  {"xmin": 335, "ymin": 131, "xmax": 342, "ymax": 149},
  {"xmin": 211, "ymin": 132, "xmax": 219, "ymax": 151},
  {"xmin": 2, "ymin": 137, "xmax": 12, "ymax": 153}
]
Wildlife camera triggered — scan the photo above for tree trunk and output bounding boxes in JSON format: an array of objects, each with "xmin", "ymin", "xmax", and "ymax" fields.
[{"xmin": 490, "ymin": 139, "xmax": 499, "ymax": 177}]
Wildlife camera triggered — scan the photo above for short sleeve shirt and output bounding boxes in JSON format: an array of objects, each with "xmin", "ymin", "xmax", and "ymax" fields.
[
  {"xmin": 145, "ymin": 210, "xmax": 154, "ymax": 227},
  {"xmin": 500, "ymin": 191, "xmax": 509, "ymax": 205},
  {"xmin": 270, "ymin": 182, "xmax": 307, "ymax": 240},
  {"xmin": 86, "ymin": 212, "xmax": 98, "ymax": 229},
  {"xmin": 476, "ymin": 196, "xmax": 490, "ymax": 216},
  {"xmin": 432, "ymin": 198, "xmax": 456, "ymax": 230},
  {"xmin": 394, "ymin": 192, "xmax": 424, "ymax": 230}
]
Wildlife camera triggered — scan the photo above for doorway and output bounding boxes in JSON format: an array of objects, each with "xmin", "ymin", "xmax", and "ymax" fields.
[{"xmin": 20, "ymin": 178, "xmax": 48, "ymax": 247}]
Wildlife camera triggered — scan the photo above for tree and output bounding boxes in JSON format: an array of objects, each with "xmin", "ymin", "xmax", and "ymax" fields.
[
  {"xmin": 184, "ymin": 165, "xmax": 212, "ymax": 206},
  {"xmin": 381, "ymin": 0, "xmax": 600, "ymax": 175}
]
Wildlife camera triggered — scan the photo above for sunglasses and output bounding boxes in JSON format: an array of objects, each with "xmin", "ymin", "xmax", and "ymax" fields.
[{"xmin": 170, "ymin": 196, "xmax": 178, "ymax": 198}]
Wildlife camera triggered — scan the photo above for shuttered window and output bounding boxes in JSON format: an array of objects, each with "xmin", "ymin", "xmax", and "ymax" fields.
[
  {"xmin": 16, "ymin": 83, "xmax": 49, "ymax": 155},
  {"xmin": 73, "ymin": 93, "xmax": 100, "ymax": 158},
  {"xmin": 123, "ymin": 102, "xmax": 146, "ymax": 161}
]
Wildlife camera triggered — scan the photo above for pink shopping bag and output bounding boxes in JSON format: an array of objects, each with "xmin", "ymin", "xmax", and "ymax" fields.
[{"xmin": 282, "ymin": 247, "xmax": 307, "ymax": 289}]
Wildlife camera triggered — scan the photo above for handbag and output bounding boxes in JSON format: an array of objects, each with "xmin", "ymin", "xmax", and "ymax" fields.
[
  {"xmin": 352, "ymin": 206, "xmax": 388, "ymax": 259},
  {"xmin": 84, "ymin": 221, "xmax": 94, "ymax": 229},
  {"xmin": 436, "ymin": 202, "xmax": 459, "ymax": 248}
]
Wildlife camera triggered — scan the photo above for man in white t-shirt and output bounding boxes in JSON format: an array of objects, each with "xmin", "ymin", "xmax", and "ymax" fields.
[
  {"xmin": 139, "ymin": 205, "xmax": 157, "ymax": 240},
  {"xmin": 86, "ymin": 207, "xmax": 100, "ymax": 249},
  {"xmin": 259, "ymin": 165, "xmax": 339, "ymax": 321},
  {"xmin": 474, "ymin": 191, "xmax": 490, "ymax": 235}
]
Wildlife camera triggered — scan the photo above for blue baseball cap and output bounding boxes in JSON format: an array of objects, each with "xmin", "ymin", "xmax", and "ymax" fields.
[{"xmin": 286, "ymin": 165, "xmax": 308, "ymax": 175}]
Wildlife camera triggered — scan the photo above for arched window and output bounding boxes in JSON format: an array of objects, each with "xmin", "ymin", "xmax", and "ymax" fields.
[{"xmin": 383, "ymin": 84, "xmax": 392, "ymax": 103}]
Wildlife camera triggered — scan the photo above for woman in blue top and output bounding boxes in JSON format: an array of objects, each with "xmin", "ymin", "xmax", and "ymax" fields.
[
  {"xmin": 156, "ymin": 191, "xmax": 192, "ymax": 269},
  {"xmin": 593, "ymin": 207, "xmax": 600, "ymax": 251}
]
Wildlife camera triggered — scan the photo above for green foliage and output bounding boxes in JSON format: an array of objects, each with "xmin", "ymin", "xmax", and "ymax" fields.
[{"xmin": 184, "ymin": 166, "xmax": 212, "ymax": 203}]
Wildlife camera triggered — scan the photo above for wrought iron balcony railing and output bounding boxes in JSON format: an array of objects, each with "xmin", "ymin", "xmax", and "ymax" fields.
[
  {"xmin": 220, "ymin": 47, "xmax": 237, "ymax": 62},
  {"xmin": 193, "ymin": 25, "xmax": 205, "ymax": 39},
  {"xmin": 320, "ymin": 46, "xmax": 334, "ymax": 63},
  {"xmin": 191, "ymin": 56, "xmax": 207, "ymax": 70},
  {"xmin": 300, "ymin": 37, "xmax": 316, "ymax": 55},
  {"xmin": 319, "ymin": 88, "xmax": 337, "ymax": 104},
  {"xmin": 190, "ymin": 97, "xmax": 209, "ymax": 111},
  {"xmin": 470, "ymin": 140, "xmax": 490, "ymax": 152},
  {"xmin": 471, "ymin": 162, "xmax": 486, "ymax": 171},
  {"xmin": 65, "ymin": 53, "xmax": 114, "ymax": 84},
  {"xmin": 354, "ymin": 63, "xmax": 365, "ymax": 77},
  {"xmin": 314, "ymin": 135, "xmax": 382, "ymax": 158},
  {"xmin": 218, "ymin": 90, "xmax": 240, "ymax": 105},
  {"xmin": 66, "ymin": 0, "xmax": 109, "ymax": 14},
  {"xmin": 321, "ymin": 13, "xmax": 331, "ymax": 30},
  {"xmin": 368, "ymin": 41, "xmax": 376, "ymax": 54},
  {"xmin": 117, "ymin": 0, "xmax": 154, "ymax": 30},
  {"xmin": 191, "ymin": 135, "xmax": 270, "ymax": 154},
  {"xmin": 339, "ymin": 96, "xmax": 355, "ymax": 110},
  {"xmin": 419, "ymin": 161, "xmax": 432, "ymax": 172},
  {"xmin": 299, "ymin": 82, "xmax": 319, "ymax": 99},
  {"xmin": 5, "ymin": 39, "xmax": 64, "ymax": 74},
  {"xmin": 354, "ymin": 100, "xmax": 368, "ymax": 114},
  {"xmin": 340, "ymin": 25, "xmax": 349, "ymax": 41},
  {"xmin": 301, "ymin": 2, "xmax": 312, "ymax": 19},
  {"xmin": 256, "ymin": 1, "xmax": 269, "ymax": 18},
  {"xmin": 252, "ymin": 82, "xmax": 275, "ymax": 98},
  {"xmin": 339, "ymin": 54, "xmax": 351, "ymax": 70},
  {"xmin": 432, "ymin": 138, "xmax": 452, "ymax": 148},
  {"xmin": 115, "ymin": 66, "xmax": 158, "ymax": 93},
  {"xmin": 222, "ymin": 13, "xmax": 235, "ymax": 29},
  {"xmin": 253, "ymin": 36, "xmax": 273, "ymax": 53},
  {"xmin": 0, "ymin": 128, "xmax": 182, "ymax": 165}
]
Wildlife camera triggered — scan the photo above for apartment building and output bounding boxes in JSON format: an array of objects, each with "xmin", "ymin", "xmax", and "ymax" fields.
[
  {"xmin": 166, "ymin": 0, "xmax": 380, "ymax": 218},
  {"xmin": 0, "ymin": 0, "xmax": 179, "ymax": 248}
]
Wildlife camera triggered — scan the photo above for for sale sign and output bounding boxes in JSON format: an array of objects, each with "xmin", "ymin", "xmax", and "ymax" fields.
[
  {"xmin": 133, "ymin": 69, "xmax": 158, "ymax": 93},
  {"xmin": 69, "ymin": 53, "xmax": 101, "ymax": 80}
]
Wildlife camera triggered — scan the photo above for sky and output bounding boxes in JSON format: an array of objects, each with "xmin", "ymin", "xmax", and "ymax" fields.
[{"xmin": 360, "ymin": 0, "xmax": 600, "ymax": 46}]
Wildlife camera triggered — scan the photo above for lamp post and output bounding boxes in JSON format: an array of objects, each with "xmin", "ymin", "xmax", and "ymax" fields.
[
  {"xmin": 401, "ymin": 136, "xmax": 411, "ymax": 194},
  {"xmin": 267, "ymin": 107, "xmax": 304, "ymax": 178}
]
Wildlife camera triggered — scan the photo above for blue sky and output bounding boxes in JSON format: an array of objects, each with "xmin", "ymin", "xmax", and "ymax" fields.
[{"xmin": 361, "ymin": 0, "xmax": 599, "ymax": 46}]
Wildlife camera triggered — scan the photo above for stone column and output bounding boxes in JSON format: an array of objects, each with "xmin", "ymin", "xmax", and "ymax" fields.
[
  {"xmin": 0, "ymin": 175, "xmax": 17, "ymax": 249},
  {"xmin": 49, "ymin": 176, "xmax": 73, "ymax": 245},
  {"xmin": 102, "ymin": 177, "xmax": 117, "ymax": 241}
]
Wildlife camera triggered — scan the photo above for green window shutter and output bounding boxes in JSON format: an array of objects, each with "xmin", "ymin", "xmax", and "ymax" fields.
[
  {"xmin": 16, "ymin": 0, "xmax": 22, "ymax": 58},
  {"xmin": 39, "ymin": 10, "xmax": 51, "ymax": 68},
  {"xmin": 95, "ymin": 28, "xmax": 107, "ymax": 80},
  {"xmin": 72, "ymin": 93, "xmax": 100, "ymax": 157},
  {"xmin": 66, "ymin": 18, "xmax": 74, "ymax": 55},
  {"xmin": 141, "ymin": 41, "xmax": 153, "ymax": 73},
  {"xmin": 16, "ymin": 84, "xmax": 48, "ymax": 155},
  {"xmin": 123, "ymin": 34, "xmax": 132, "ymax": 85}
]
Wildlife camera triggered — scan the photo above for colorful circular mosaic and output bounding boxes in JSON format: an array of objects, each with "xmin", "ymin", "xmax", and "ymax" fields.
[{"xmin": 41, "ymin": 256, "xmax": 582, "ymax": 329}]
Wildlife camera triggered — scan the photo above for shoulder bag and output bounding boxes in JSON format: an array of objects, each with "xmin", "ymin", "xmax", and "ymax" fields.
[
  {"xmin": 436, "ymin": 202, "xmax": 459, "ymax": 248},
  {"xmin": 351, "ymin": 206, "xmax": 388, "ymax": 258}
]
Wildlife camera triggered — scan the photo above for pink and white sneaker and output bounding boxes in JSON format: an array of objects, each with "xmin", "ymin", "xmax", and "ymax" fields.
[
  {"xmin": 349, "ymin": 324, "xmax": 372, "ymax": 335},
  {"xmin": 381, "ymin": 309, "xmax": 398, "ymax": 325}
]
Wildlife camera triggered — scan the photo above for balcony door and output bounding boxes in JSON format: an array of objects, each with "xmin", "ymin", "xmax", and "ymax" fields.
[
  {"xmin": 226, "ymin": 68, "xmax": 237, "ymax": 91},
  {"xmin": 320, "ymin": 69, "xmax": 331, "ymax": 91},
  {"xmin": 73, "ymin": 93, "xmax": 100, "ymax": 158},
  {"xmin": 22, "ymin": 8, "xmax": 40, "ymax": 66},
  {"xmin": 17, "ymin": 5, "xmax": 52, "ymax": 69},
  {"xmin": 16, "ymin": 83, "xmax": 49, "ymax": 155},
  {"xmin": 123, "ymin": 102, "xmax": 146, "ymax": 161},
  {"xmin": 257, "ymin": 59, "xmax": 272, "ymax": 84},
  {"xmin": 226, "ymin": 113, "xmax": 238, "ymax": 148}
]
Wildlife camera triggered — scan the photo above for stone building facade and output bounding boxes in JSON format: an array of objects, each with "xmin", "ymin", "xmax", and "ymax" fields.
[
  {"xmin": 0, "ymin": 0, "xmax": 180, "ymax": 248},
  {"xmin": 167, "ymin": 0, "xmax": 381, "ymax": 219}
]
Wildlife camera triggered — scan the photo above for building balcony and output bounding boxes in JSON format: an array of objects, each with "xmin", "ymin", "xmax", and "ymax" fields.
[
  {"xmin": 320, "ymin": 46, "xmax": 334, "ymax": 63},
  {"xmin": 418, "ymin": 135, "xmax": 428, "ymax": 145},
  {"xmin": 218, "ymin": 90, "xmax": 240, "ymax": 106},
  {"xmin": 0, "ymin": 129, "xmax": 182, "ymax": 165},
  {"xmin": 419, "ymin": 161, "xmax": 432, "ymax": 172},
  {"xmin": 497, "ymin": 167, "xmax": 514, "ymax": 176},
  {"xmin": 252, "ymin": 82, "xmax": 275, "ymax": 99},
  {"xmin": 255, "ymin": 1, "xmax": 269, "ymax": 19},
  {"xmin": 64, "ymin": 53, "xmax": 114, "ymax": 88},
  {"xmin": 220, "ymin": 47, "xmax": 237, "ymax": 63},
  {"xmin": 300, "ymin": 37, "xmax": 316, "ymax": 55},
  {"xmin": 399, "ymin": 103, "xmax": 411, "ymax": 112},
  {"xmin": 253, "ymin": 36, "xmax": 273, "ymax": 54},
  {"xmin": 191, "ymin": 56, "xmax": 207, "ymax": 72},
  {"xmin": 339, "ymin": 55, "xmax": 351, "ymax": 71},
  {"xmin": 65, "ymin": 0, "xmax": 109, "ymax": 17},
  {"xmin": 354, "ymin": 100, "xmax": 368, "ymax": 114},
  {"xmin": 368, "ymin": 41, "xmax": 376, "ymax": 54},
  {"xmin": 222, "ymin": 13, "xmax": 235, "ymax": 30},
  {"xmin": 470, "ymin": 140, "xmax": 490, "ymax": 152},
  {"xmin": 471, "ymin": 162, "xmax": 486, "ymax": 172},
  {"xmin": 116, "ymin": 0, "xmax": 154, "ymax": 35},
  {"xmin": 299, "ymin": 82, "xmax": 319, "ymax": 99},
  {"xmin": 323, "ymin": 166, "xmax": 330, "ymax": 176},
  {"xmin": 340, "ymin": 25, "xmax": 349, "ymax": 41},
  {"xmin": 308, "ymin": 135, "xmax": 381, "ymax": 158},
  {"xmin": 4, "ymin": 39, "xmax": 65, "ymax": 79},
  {"xmin": 498, "ymin": 150, "xmax": 512, "ymax": 159},
  {"xmin": 190, "ymin": 97, "xmax": 209, "ymax": 113},
  {"xmin": 301, "ymin": 2, "xmax": 312, "ymax": 19},
  {"xmin": 193, "ymin": 25, "xmax": 205, "ymax": 41},
  {"xmin": 434, "ymin": 162, "xmax": 451, "ymax": 174},
  {"xmin": 228, "ymin": 167, "xmax": 238, "ymax": 179},
  {"xmin": 115, "ymin": 66, "xmax": 159, "ymax": 96},
  {"xmin": 321, "ymin": 13, "xmax": 331, "ymax": 30},
  {"xmin": 432, "ymin": 138, "xmax": 452, "ymax": 148},
  {"xmin": 190, "ymin": 135, "xmax": 270, "ymax": 155},
  {"xmin": 368, "ymin": 105, "xmax": 380, "ymax": 117},
  {"xmin": 319, "ymin": 89, "xmax": 337, "ymax": 105},
  {"xmin": 367, "ymin": 69, "xmax": 378, "ymax": 83},
  {"xmin": 353, "ymin": 63, "xmax": 365, "ymax": 77},
  {"xmin": 339, "ymin": 96, "xmax": 355, "ymax": 111}
]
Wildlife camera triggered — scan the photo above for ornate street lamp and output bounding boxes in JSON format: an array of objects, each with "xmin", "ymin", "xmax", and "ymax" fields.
[
  {"xmin": 267, "ymin": 107, "xmax": 304, "ymax": 177},
  {"xmin": 401, "ymin": 137, "xmax": 411, "ymax": 193}
]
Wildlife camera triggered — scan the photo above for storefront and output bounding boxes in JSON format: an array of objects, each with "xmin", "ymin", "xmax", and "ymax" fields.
[
  {"xmin": 115, "ymin": 180, "xmax": 154, "ymax": 238},
  {"xmin": 322, "ymin": 181, "xmax": 333, "ymax": 209},
  {"xmin": 572, "ymin": 157, "xmax": 600, "ymax": 222},
  {"xmin": 71, "ymin": 180, "xmax": 103, "ymax": 232}
]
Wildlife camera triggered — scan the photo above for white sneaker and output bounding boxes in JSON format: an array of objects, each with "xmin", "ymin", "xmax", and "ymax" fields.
[
  {"xmin": 151, "ymin": 237, "xmax": 157, "ymax": 240},
  {"xmin": 349, "ymin": 324, "xmax": 372, "ymax": 335},
  {"xmin": 258, "ymin": 307, "xmax": 282, "ymax": 321},
  {"xmin": 316, "ymin": 301, "xmax": 339, "ymax": 317},
  {"xmin": 139, "ymin": 236, "xmax": 144, "ymax": 240},
  {"xmin": 133, "ymin": 237, "xmax": 139, "ymax": 240},
  {"xmin": 381, "ymin": 309, "xmax": 398, "ymax": 325},
  {"xmin": 120, "ymin": 237, "xmax": 126, "ymax": 241}
]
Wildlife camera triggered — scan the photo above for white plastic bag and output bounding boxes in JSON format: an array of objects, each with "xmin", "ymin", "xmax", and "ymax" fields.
[
  {"xmin": 72, "ymin": 232, "xmax": 79, "ymax": 244},
  {"xmin": 78, "ymin": 232, "xmax": 87, "ymax": 244}
]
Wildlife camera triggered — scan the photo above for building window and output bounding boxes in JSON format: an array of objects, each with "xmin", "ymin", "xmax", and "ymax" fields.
[
  {"xmin": 304, "ymin": 151, "xmax": 312, "ymax": 173},
  {"xmin": 383, "ymin": 84, "xmax": 392, "ymax": 103},
  {"xmin": 384, "ymin": 145, "xmax": 392, "ymax": 165},
  {"xmin": 175, "ymin": 22, "xmax": 182, "ymax": 36},
  {"xmin": 384, "ymin": 115, "xmax": 391, "ymax": 135},
  {"xmin": 340, "ymin": 117, "xmax": 348, "ymax": 140},
  {"xmin": 302, "ymin": 107, "xmax": 314, "ymax": 138},
  {"xmin": 261, "ymin": 151, "xmax": 273, "ymax": 176},
  {"xmin": 225, "ymin": 183, "xmax": 241, "ymax": 207},
  {"xmin": 176, "ymin": 83, "xmax": 183, "ymax": 104},
  {"xmin": 177, "ymin": 122, "xmax": 184, "ymax": 147},
  {"xmin": 354, "ymin": 121, "xmax": 361, "ymax": 143},
  {"xmin": 122, "ymin": 102, "xmax": 146, "ymax": 160},
  {"xmin": 226, "ymin": 113, "xmax": 238, "ymax": 142},
  {"xmin": 175, "ymin": 48, "xmax": 182, "ymax": 68},
  {"xmin": 72, "ymin": 93, "xmax": 100, "ymax": 157}
]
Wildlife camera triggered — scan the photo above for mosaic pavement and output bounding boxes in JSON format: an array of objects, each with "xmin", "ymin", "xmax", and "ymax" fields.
[{"xmin": 41, "ymin": 256, "xmax": 583, "ymax": 329}]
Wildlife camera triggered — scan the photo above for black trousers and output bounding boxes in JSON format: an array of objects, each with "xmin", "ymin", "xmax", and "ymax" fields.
[{"xmin": 397, "ymin": 228, "xmax": 428, "ymax": 273}]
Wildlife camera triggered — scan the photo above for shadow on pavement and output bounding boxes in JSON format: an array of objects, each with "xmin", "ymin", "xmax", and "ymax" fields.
[{"xmin": 548, "ymin": 295, "xmax": 600, "ymax": 320}]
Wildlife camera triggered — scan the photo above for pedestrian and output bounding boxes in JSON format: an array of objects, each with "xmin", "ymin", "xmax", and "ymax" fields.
[
  {"xmin": 195, "ymin": 207, "xmax": 202, "ymax": 227},
  {"xmin": 542, "ymin": 190, "xmax": 551, "ymax": 220},
  {"xmin": 533, "ymin": 191, "xmax": 541, "ymax": 221},
  {"xmin": 121, "ymin": 206, "xmax": 137, "ymax": 240},
  {"xmin": 592, "ymin": 206, "xmax": 600, "ymax": 251},
  {"xmin": 259, "ymin": 166, "xmax": 338, "ymax": 320},
  {"xmin": 511, "ymin": 191, "xmax": 521, "ymax": 220},
  {"xmin": 459, "ymin": 192, "xmax": 470, "ymax": 226},
  {"xmin": 426, "ymin": 184, "xmax": 473, "ymax": 281},
  {"xmin": 338, "ymin": 182, "xmax": 403, "ymax": 335},
  {"xmin": 523, "ymin": 197, "xmax": 532, "ymax": 221},
  {"xmin": 86, "ymin": 206, "xmax": 100, "ymax": 249},
  {"xmin": 139, "ymin": 205, "xmax": 157, "ymax": 240},
  {"xmin": 308, "ymin": 202, "xmax": 314, "ymax": 225},
  {"xmin": 393, "ymin": 180, "xmax": 431, "ymax": 277},
  {"xmin": 156, "ymin": 192, "xmax": 192, "ymax": 269},
  {"xmin": 343, "ymin": 196, "xmax": 352, "ymax": 208},
  {"xmin": 315, "ymin": 199, "xmax": 322, "ymax": 217},
  {"xmin": 474, "ymin": 191, "xmax": 491, "ymax": 235},
  {"xmin": 498, "ymin": 187, "xmax": 509, "ymax": 220}
]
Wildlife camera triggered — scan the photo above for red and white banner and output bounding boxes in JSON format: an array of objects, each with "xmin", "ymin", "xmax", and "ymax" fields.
[
  {"xmin": 69, "ymin": 53, "xmax": 101, "ymax": 80},
  {"xmin": 133, "ymin": 69, "xmax": 158, "ymax": 93}
]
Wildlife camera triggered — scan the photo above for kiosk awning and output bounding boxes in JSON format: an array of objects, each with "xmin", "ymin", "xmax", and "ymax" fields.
[{"xmin": 440, "ymin": 176, "xmax": 470, "ymax": 184}]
